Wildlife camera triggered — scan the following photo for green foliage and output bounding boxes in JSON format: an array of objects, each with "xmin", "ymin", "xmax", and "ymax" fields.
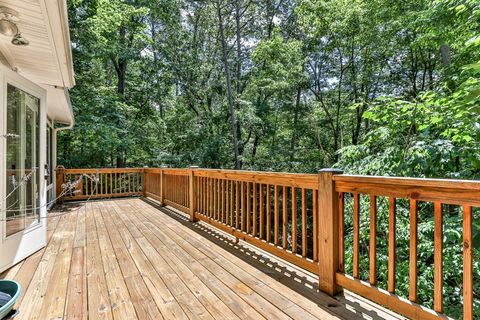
[
  {"xmin": 252, "ymin": 31, "xmax": 306, "ymax": 94},
  {"xmin": 60, "ymin": 1, "xmax": 480, "ymax": 318}
]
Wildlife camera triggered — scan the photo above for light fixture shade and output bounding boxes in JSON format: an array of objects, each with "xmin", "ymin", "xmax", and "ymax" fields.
[{"xmin": 0, "ymin": 19, "xmax": 17, "ymax": 36}]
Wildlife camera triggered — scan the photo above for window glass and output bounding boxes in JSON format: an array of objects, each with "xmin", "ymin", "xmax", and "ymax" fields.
[{"xmin": 5, "ymin": 84, "xmax": 40, "ymax": 236}]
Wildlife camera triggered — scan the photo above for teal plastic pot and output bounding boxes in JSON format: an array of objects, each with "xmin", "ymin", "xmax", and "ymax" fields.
[{"xmin": 0, "ymin": 280, "xmax": 20, "ymax": 320}]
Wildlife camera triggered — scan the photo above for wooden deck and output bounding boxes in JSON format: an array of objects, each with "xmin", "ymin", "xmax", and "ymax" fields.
[{"xmin": 1, "ymin": 197, "xmax": 403, "ymax": 320}]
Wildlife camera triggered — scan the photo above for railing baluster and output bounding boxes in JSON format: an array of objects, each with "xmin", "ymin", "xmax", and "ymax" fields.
[
  {"xmin": 212, "ymin": 178, "xmax": 215, "ymax": 219},
  {"xmin": 292, "ymin": 187, "xmax": 297, "ymax": 254},
  {"xmin": 301, "ymin": 188, "xmax": 307, "ymax": 258},
  {"xmin": 223, "ymin": 179, "xmax": 227, "ymax": 222},
  {"xmin": 230, "ymin": 180, "xmax": 234, "ymax": 226},
  {"xmin": 253, "ymin": 183, "xmax": 257, "ymax": 237},
  {"xmin": 236, "ymin": 181, "xmax": 240, "ymax": 229},
  {"xmin": 247, "ymin": 182, "xmax": 251, "ymax": 233},
  {"xmin": 204, "ymin": 177, "xmax": 207, "ymax": 214},
  {"xmin": 313, "ymin": 189, "xmax": 318, "ymax": 262},
  {"xmin": 206, "ymin": 178, "xmax": 209, "ymax": 217},
  {"xmin": 434, "ymin": 202, "xmax": 443, "ymax": 313},
  {"xmin": 282, "ymin": 186, "xmax": 288, "ymax": 250},
  {"xmin": 196, "ymin": 176, "xmax": 200, "ymax": 211},
  {"xmin": 214, "ymin": 178, "xmax": 218, "ymax": 220},
  {"xmin": 203, "ymin": 177, "xmax": 207, "ymax": 214},
  {"xmin": 463, "ymin": 205, "xmax": 473, "ymax": 320},
  {"xmin": 220, "ymin": 179, "xmax": 224, "ymax": 223},
  {"xmin": 388, "ymin": 197, "xmax": 396, "ymax": 293},
  {"xmin": 353, "ymin": 193, "xmax": 360, "ymax": 279},
  {"xmin": 224, "ymin": 179, "xmax": 227, "ymax": 222},
  {"xmin": 259, "ymin": 184, "xmax": 264, "ymax": 239},
  {"xmin": 266, "ymin": 184, "xmax": 271, "ymax": 242},
  {"xmin": 370, "ymin": 195, "xmax": 377, "ymax": 285},
  {"xmin": 125, "ymin": 172, "xmax": 128, "ymax": 194},
  {"xmin": 227, "ymin": 180, "xmax": 230, "ymax": 224},
  {"xmin": 213, "ymin": 178, "xmax": 216, "ymax": 218},
  {"xmin": 241, "ymin": 181, "xmax": 245, "ymax": 231},
  {"xmin": 170, "ymin": 175, "xmax": 173, "ymax": 202},
  {"xmin": 338, "ymin": 192, "xmax": 344, "ymax": 272},
  {"xmin": 409, "ymin": 199, "xmax": 418, "ymax": 302},
  {"xmin": 197, "ymin": 176, "xmax": 200, "ymax": 213},
  {"xmin": 274, "ymin": 185, "xmax": 279, "ymax": 246},
  {"xmin": 132, "ymin": 173, "xmax": 135, "ymax": 194},
  {"xmin": 198, "ymin": 177, "xmax": 201, "ymax": 213},
  {"xmin": 205, "ymin": 177, "xmax": 208, "ymax": 217}
]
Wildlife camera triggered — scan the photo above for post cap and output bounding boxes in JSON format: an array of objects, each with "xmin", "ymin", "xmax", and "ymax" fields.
[
  {"xmin": 319, "ymin": 168, "xmax": 343, "ymax": 174},
  {"xmin": 189, "ymin": 166, "xmax": 199, "ymax": 169}
]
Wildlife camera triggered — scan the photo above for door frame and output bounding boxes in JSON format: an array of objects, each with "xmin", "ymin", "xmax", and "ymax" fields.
[{"xmin": 0, "ymin": 64, "xmax": 47, "ymax": 272}]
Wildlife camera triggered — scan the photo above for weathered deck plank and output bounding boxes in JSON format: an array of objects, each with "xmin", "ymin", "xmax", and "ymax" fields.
[{"xmin": 1, "ymin": 197, "xmax": 401, "ymax": 320}]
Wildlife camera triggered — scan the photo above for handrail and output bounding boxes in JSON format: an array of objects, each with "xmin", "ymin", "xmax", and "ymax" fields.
[{"xmin": 56, "ymin": 167, "xmax": 477, "ymax": 320}]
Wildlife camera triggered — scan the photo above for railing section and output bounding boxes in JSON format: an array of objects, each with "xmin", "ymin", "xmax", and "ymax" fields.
[
  {"xmin": 56, "ymin": 167, "xmax": 478, "ymax": 320},
  {"xmin": 56, "ymin": 168, "xmax": 143, "ymax": 201},
  {"xmin": 334, "ymin": 175, "xmax": 478, "ymax": 320}
]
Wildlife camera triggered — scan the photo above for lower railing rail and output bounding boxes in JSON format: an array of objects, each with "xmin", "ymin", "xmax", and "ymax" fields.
[{"xmin": 55, "ymin": 166, "xmax": 477, "ymax": 320}]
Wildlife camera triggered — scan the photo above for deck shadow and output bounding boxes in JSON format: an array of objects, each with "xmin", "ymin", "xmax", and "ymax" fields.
[{"xmin": 141, "ymin": 197, "xmax": 399, "ymax": 320}]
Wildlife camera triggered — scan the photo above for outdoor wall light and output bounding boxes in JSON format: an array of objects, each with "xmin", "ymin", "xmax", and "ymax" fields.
[
  {"xmin": 0, "ymin": 7, "xmax": 29, "ymax": 46},
  {"xmin": 11, "ymin": 33, "xmax": 29, "ymax": 46}
]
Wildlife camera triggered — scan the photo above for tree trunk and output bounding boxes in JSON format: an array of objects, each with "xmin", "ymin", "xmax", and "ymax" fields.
[
  {"xmin": 289, "ymin": 88, "xmax": 301, "ymax": 167},
  {"xmin": 235, "ymin": 0, "xmax": 244, "ymax": 167},
  {"xmin": 112, "ymin": 26, "xmax": 128, "ymax": 168},
  {"xmin": 216, "ymin": 0, "xmax": 241, "ymax": 169}
]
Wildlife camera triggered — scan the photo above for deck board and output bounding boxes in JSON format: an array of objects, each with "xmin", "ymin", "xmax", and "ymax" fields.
[{"xmin": 1, "ymin": 197, "xmax": 403, "ymax": 320}]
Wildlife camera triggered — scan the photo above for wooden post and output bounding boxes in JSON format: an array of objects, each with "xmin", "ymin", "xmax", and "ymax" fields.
[
  {"xmin": 189, "ymin": 166, "xmax": 199, "ymax": 222},
  {"xmin": 55, "ymin": 165, "xmax": 65, "ymax": 204},
  {"xmin": 142, "ymin": 166, "xmax": 148, "ymax": 197},
  {"xmin": 160, "ymin": 166, "xmax": 166, "ymax": 206},
  {"xmin": 318, "ymin": 168, "xmax": 343, "ymax": 296}
]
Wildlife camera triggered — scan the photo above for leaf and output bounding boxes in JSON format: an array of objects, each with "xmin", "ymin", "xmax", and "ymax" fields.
[{"xmin": 466, "ymin": 35, "xmax": 480, "ymax": 47}]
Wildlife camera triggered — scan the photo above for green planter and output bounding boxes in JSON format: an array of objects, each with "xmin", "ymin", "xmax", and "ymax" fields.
[{"xmin": 0, "ymin": 280, "xmax": 20, "ymax": 320}]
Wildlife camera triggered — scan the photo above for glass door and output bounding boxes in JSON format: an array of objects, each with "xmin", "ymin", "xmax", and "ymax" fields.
[
  {"xmin": 0, "ymin": 67, "xmax": 47, "ymax": 273},
  {"xmin": 5, "ymin": 84, "xmax": 40, "ymax": 237}
]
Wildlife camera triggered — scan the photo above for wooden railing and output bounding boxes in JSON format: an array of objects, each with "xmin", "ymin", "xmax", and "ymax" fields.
[
  {"xmin": 56, "ymin": 167, "xmax": 143, "ymax": 201},
  {"xmin": 56, "ymin": 167, "xmax": 478, "ymax": 320},
  {"xmin": 333, "ymin": 175, "xmax": 478, "ymax": 320}
]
